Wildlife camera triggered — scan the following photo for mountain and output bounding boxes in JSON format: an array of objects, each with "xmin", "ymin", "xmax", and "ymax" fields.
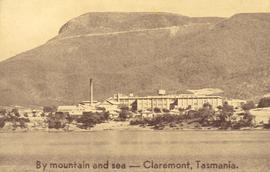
[{"xmin": 0, "ymin": 12, "xmax": 270, "ymax": 106}]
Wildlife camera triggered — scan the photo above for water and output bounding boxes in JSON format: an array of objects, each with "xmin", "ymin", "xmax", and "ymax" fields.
[{"xmin": 0, "ymin": 130, "xmax": 270, "ymax": 172}]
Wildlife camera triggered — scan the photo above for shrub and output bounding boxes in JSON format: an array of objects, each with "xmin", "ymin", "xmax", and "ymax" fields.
[
  {"xmin": 131, "ymin": 114, "xmax": 183, "ymax": 127},
  {"xmin": 18, "ymin": 118, "xmax": 30, "ymax": 128},
  {"xmin": 96, "ymin": 107, "xmax": 106, "ymax": 111},
  {"xmin": 76, "ymin": 111, "xmax": 109, "ymax": 129},
  {"xmin": 197, "ymin": 107, "xmax": 214, "ymax": 119},
  {"xmin": 130, "ymin": 119, "xmax": 147, "ymax": 125},
  {"xmin": 184, "ymin": 110, "xmax": 200, "ymax": 119},
  {"xmin": 162, "ymin": 108, "xmax": 170, "ymax": 113},
  {"xmin": 103, "ymin": 111, "xmax": 110, "ymax": 120},
  {"xmin": 203, "ymin": 102, "xmax": 212, "ymax": 108},
  {"xmin": 0, "ymin": 118, "xmax": 5, "ymax": 128},
  {"xmin": 153, "ymin": 107, "xmax": 161, "ymax": 113}
]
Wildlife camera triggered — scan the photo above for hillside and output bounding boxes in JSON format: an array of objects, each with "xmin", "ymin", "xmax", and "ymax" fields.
[{"xmin": 0, "ymin": 12, "xmax": 269, "ymax": 106}]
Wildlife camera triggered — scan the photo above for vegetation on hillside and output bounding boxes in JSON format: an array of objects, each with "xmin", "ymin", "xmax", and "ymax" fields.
[{"xmin": 0, "ymin": 13, "xmax": 270, "ymax": 105}]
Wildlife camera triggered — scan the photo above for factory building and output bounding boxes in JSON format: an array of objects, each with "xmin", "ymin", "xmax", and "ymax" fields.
[
  {"xmin": 112, "ymin": 90, "xmax": 223, "ymax": 111},
  {"xmin": 226, "ymin": 99, "xmax": 247, "ymax": 108}
]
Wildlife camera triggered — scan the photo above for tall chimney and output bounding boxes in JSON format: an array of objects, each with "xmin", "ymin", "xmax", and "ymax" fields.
[{"xmin": 90, "ymin": 78, "xmax": 93, "ymax": 105}]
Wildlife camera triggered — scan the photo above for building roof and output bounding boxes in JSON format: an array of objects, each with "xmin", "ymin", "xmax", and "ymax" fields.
[
  {"xmin": 115, "ymin": 94, "xmax": 222, "ymax": 100},
  {"xmin": 57, "ymin": 106, "xmax": 78, "ymax": 110},
  {"xmin": 101, "ymin": 98, "xmax": 121, "ymax": 105}
]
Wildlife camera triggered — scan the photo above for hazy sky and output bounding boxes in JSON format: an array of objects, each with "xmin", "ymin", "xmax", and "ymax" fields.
[{"xmin": 0, "ymin": 0, "xmax": 270, "ymax": 61}]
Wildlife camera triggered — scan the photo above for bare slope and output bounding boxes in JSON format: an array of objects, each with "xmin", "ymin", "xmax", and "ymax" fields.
[{"xmin": 0, "ymin": 12, "xmax": 269, "ymax": 106}]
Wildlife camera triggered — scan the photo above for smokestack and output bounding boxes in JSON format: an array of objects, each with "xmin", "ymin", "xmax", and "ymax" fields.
[
  {"xmin": 117, "ymin": 93, "xmax": 120, "ymax": 102},
  {"xmin": 90, "ymin": 78, "xmax": 93, "ymax": 105}
]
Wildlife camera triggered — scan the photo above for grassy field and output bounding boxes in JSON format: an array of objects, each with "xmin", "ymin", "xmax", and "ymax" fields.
[{"xmin": 0, "ymin": 130, "xmax": 270, "ymax": 172}]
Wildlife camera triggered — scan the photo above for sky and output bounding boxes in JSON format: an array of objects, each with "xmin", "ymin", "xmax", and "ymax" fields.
[{"xmin": 0, "ymin": 0, "xmax": 270, "ymax": 61}]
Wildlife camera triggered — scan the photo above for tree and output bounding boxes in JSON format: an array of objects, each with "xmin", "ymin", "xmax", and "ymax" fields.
[
  {"xmin": 215, "ymin": 102, "xmax": 234, "ymax": 129},
  {"xmin": 77, "ymin": 112, "xmax": 104, "ymax": 129},
  {"xmin": 11, "ymin": 108, "xmax": 20, "ymax": 117},
  {"xmin": 11, "ymin": 108, "xmax": 19, "ymax": 114},
  {"xmin": 118, "ymin": 110, "xmax": 129, "ymax": 121},
  {"xmin": 198, "ymin": 103, "xmax": 214, "ymax": 124},
  {"xmin": 0, "ymin": 109, "xmax": 6, "ymax": 115},
  {"xmin": 43, "ymin": 106, "xmax": 57, "ymax": 113},
  {"xmin": 222, "ymin": 102, "xmax": 234, "ymax": 115},
  {"xmin": 186, "ymin": 105, "xmax": 192, "ymax": 110},
  {"xmin": 241, "ymin": 101, "xmax": 256, "ymax": 111},
  {"xmin": 47, "ymin": 112, "xmax": 67, "ymax": 129},
  {"xmin": 257, "ymin": 97, "xmax": 270, "ymax": 108},
  {"xmin": 203, "ymin": 102, "xmax": 212, "ymax": 109}
]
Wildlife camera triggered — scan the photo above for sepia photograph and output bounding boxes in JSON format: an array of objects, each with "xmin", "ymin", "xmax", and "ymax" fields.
[{"xmin": 0, "ymin": 0, "xmax": 270, "ymax": 171}]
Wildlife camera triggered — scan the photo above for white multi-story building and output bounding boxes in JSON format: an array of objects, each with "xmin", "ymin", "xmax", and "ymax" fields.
[{"xmin": 112, "ymin": 92, "xmax": 223, "ymax": 111}]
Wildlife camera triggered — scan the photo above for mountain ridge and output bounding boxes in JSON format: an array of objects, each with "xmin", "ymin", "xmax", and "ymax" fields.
[{"xmin": 0, "ymin": 12, "xmax": 269, "ymax": 106}]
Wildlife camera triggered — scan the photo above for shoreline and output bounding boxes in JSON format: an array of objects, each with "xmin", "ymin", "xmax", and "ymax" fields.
[{"xmin": 0, "ymin": 120, "xmax": 268, "ymax": 133}]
